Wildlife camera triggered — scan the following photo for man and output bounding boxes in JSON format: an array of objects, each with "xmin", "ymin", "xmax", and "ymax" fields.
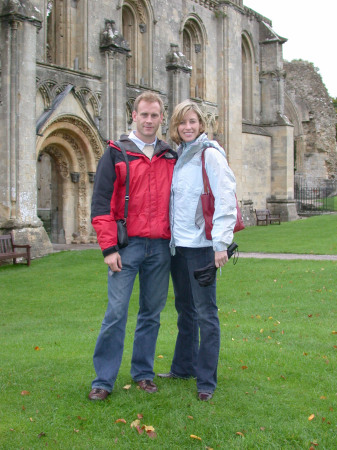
[{"xmin": 88, "ymin": 92, "xmax": 177, "ymax": 401}]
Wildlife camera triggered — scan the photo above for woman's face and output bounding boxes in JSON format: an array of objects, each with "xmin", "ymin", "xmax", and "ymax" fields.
[{"xmin": 177, "ymin": 110, "xmax": 202, "ymax": 143}]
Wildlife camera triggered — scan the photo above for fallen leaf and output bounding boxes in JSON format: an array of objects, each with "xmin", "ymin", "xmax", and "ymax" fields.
[
  {"xmin": 332, "ymin": 331, "xmax": 337, "ymax": 335},
  {"xmin": 157, "ymin": 355, "xmax": 164, "ymax": 358},
  {"xmin": 135, "ymin": 425, "xmax": 143, "ymax": 435},
  {"xmin": 143, "ymin": 425, "xmax": 155, "ymax": 432},
  {"xmin": 137, "ymin": 413, "xmax": 143, "ymax": 419},
  {"xmin": 34, "ymin": 346, "xmax": 41, "ymax": 351},
  {"xmin": 37, "ymin": 432, "xmax": 46, "ymax": 438},
  {"xmin": 236, "ymin": 431, "xmax": 245, "ymax": 436},
  {"xmin": 130, "ymin": 419, "xmax": 140, "ymax": 428},
  {"xmin": 190, "ymin": 434, "xmax": 202, "ymax": 440},
  {"xmin": 260, "ymin": 427, "xmax": 265, "ymax": 431},
  {"xmin": 241, "ymin": 366, "xmax": 248, "ymax": 370},
  {"xmin": 308, "ymin": 414, "xmax": 315, "ymax": 421},
  {"xmin": 21, "ymin": 391, "xmax": 30, "ymax": 396},
  {"xmin": 73, "ymin": 428, "xmax": 79, "ymax": 433},
  {"xmin": 123, "ymin": 384, "xmax": 131, "ymax": 390},
  {"xmin": 29, "ymin": 418, "xmax": 34, "ymax": 422},
  {"xmin": 188, "ymin": 415, "xmax": 194, "ymax": 420},
  {"xmin": 115, "ymin": 418, "xmax": 127, "ymax": 424},
  {"xmin": 146, "ymin": 430, "xmax": 157, "ymax": 439}
]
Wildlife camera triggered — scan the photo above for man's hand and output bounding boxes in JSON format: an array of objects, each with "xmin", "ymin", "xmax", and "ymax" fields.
[
  {"xmin": 104, "ymin": 252, "xmax": 122, "ymax": 272},
  {"xmin": 214, "ymin": 250, "xmax": 228, "ymax": 268}
]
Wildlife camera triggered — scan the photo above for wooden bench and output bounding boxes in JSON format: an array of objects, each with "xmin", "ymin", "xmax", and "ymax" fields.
[
  {"xmin": 255, "ymin": 209, "xmax": 281, "ymax": 226},
  {"xmin": 0, "ymin": 232, "xmax": 31, "ymax": 266}
]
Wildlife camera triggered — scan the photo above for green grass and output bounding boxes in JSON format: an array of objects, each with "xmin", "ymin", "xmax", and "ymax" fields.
[
  {"xmin": 0, "ymin": 215, "xmax": 336, "ymax": 449},
  {"xmin": 324, "ymin": 196, "xmax": 337, "ymax": 211},
  {"xmin": 235, "ymin": 214, "xmax": 337, "ymax": 255}
]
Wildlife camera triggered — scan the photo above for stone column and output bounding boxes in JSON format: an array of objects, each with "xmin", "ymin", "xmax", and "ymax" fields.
[
  {"xmin": 166, "ymin": 44, "xmax": 192, "ymax": 121},
  {"xmin": 100, "ymin": 20, "xmax": 130, "ymax": 138},
  {"xmin": 0, "ymin": 0, "xmax": 53, "ymax": 256},
  {"xmin": 259, "ymin": 21, "xmax": 298, "ymax": 221}
]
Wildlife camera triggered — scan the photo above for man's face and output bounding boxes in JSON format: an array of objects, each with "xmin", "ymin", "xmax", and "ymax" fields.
[{"xmin": 132, "ymin": 100, "xmax": 163, "ymax": 143}]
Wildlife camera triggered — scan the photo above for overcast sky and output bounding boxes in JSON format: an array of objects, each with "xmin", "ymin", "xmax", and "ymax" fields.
[{"xmin": 244, "ymin": 0, "xmax": 337, "ymax": 98}]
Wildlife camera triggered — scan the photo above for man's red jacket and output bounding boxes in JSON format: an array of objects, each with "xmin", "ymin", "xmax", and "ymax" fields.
[{"xmin": 91, "ymin": 135, "xmax": 177, "ymax": 257}]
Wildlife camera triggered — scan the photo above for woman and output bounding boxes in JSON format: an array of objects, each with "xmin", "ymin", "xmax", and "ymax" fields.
[{"xmin": 157, "ymin": 100, "xmax": 237, "ymax": 401}]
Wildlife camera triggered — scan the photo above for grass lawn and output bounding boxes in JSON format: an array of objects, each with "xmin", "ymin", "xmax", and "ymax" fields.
[
  {"xmin": 234, "ymin": 214, "xmax": 337, "ymax": 255},
  {"xmin": 0, "ymin": 215, "xmax": 336, "ymax": 449}
]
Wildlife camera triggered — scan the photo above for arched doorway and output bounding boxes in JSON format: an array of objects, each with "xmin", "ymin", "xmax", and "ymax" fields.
[{"xmin": 36, "ymin": 115, "xmax": 103, "ymax": 244}]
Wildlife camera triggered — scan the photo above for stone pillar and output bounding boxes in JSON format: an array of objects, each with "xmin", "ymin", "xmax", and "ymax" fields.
[
  {"xmin": 259, "ymin": 21, "xmax": 287, "ymax": 125},
  {"xmin": 100, "ymin": 20, "xmax": 130, "ymax": 138},
  {"xmin": 259, "ymin": 21, "xmax": 298, "ymax": 221},
  {"xmin": 265, "ymin": 124, "xmax": 298, "ymax": 221},
  {"xmin": 166, "ymin": 44, "xmax": 192, "ymax": 121},
  {"xmin": 0, "ymin": 0, "xmax": 53, "ymax": 256}
]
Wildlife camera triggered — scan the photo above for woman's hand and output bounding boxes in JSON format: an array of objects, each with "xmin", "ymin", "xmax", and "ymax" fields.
[{"xmin": 214, "ymin": 250, "xmax": 228, "ymax": 268}]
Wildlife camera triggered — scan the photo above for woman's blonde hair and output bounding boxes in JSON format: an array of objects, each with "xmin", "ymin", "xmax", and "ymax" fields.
[{"xmin": 169, "ymin": 100, "xmax": 206, "ymax": 144}]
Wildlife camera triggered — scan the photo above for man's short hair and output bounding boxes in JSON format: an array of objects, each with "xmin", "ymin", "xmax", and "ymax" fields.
[{"xmin": 133, "ymin": 91, "xmax": 164, "ymax": 114}]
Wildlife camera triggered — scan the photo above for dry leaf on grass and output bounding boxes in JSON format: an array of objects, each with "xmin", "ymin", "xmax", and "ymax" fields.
[
  {"xmin": 115, "ymin": 418, "xmax": 127, "ymax": 424},
  {"xmin": 190, "ymin": 434, "xmax": 202, "ymax": 440},
  {"xmin": 130, "ymin": 419, "xmax": 140, "ymax": 428}
]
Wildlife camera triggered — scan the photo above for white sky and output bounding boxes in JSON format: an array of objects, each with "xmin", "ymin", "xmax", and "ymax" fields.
[{"xmin": 243, "ymin": 0, "xmax": 337, "ymax": 98}]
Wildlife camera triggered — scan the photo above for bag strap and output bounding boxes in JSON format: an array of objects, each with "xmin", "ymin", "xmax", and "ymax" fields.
[
  {"xmin": 201, "ymin": 149, "xmax": 213, "ymax": 196},
  {"xmin": 116, "ymin": 142, "xmax": 130, "ymax": 220}
]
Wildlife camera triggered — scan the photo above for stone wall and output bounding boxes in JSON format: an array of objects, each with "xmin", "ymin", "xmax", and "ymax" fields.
[{"xmin": 284, "ymin": 60, "xmax": 337, "ymax": 188}]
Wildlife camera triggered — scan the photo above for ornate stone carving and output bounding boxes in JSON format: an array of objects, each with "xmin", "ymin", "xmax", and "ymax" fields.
[
  {"xmin": 166, "ymin": 44, "xmax": 192, "ymax": 73},
  {"xmin": 100, "ymin": 19, "xmax": 130, "ymax": 54}
]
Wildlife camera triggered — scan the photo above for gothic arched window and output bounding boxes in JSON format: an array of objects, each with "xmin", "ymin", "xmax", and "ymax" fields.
[
  {"xmin": 46, "ymin": 0, "xmax": 88, "ymax": 71},
  {"xmin": 242, "ymin": 34, "xmax": 254, "ymax": 121},
  {"xmin": 183, "ymin": 18, "xmax": 205, "ymax": 99},
  {"xmin": 122, "ymin": 0, "xmax": 152, "ymax": 87}
]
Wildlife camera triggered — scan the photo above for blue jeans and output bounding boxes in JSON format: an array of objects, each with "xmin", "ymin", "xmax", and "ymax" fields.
[
  {"xmin": 170, "ymin": 246, "xmax": 220, "ymax": 393},
  {"xmin": 92, "ymin": 237, "xmax": 170, "ymax": 392}
]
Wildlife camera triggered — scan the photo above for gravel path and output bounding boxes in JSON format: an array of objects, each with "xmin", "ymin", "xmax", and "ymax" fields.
[{"xmin": 52, "ymin": 244, "xmax": 337, "ymax": 261}]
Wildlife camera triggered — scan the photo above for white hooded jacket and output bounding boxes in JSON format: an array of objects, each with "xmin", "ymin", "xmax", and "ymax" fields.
[{"xmin": 170, "ymin": 133, "xmax": 237, "ymax": 253}]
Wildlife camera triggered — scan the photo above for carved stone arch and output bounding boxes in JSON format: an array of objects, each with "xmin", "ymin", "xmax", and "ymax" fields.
[
  {"xmin": 36, "ymin": 114, "xmax": 103, "ymax": 244},
  {"xmin": 36, "ymin": 80, "xmax": 52, "ymax": 110},
  {"xmin": 75, "ymin": 87, "xmax": 102, "ymax": 123},
  {"xmin": 126, "ymin": 98, "xmax": 135, "ymax": 128},
  {"xmin": 205, "ymin": 113, "xmax": 217, "ymax": 140},
  {"xmin": 284, "ymin": 93, "xmax": 305, "ymax": 174},
  {"xmin": 181, "ymin": 14, "xmax": 207, "ymax": 99},
  {"xmin": 241, "ymin": 32, "xmax": 254, "ymax": 121},
  {"xmin": 122, "ymin": 0, "xmax": 153, "ymax": 87}
]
